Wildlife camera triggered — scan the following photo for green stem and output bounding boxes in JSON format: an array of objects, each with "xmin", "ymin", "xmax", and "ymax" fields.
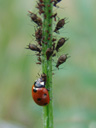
[{"xmin": 42, "ymin": 0, "xmax": 53, "ymax": 128}]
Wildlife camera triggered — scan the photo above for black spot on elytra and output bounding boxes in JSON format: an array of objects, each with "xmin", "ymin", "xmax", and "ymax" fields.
[
  {"xmin": 44, "ymin": 103, "xmax": 47, "ymax": 105},
  {"xmin": 37, "ymin": 98, "xmax": 41, "ymax": 101},
  {"xmin": 44, "ymin": 93, "xmax": 47, "ymax": 96},
  {"xmin": 33, "ymin": 88, "xmax": 37, "ymax": 92}
]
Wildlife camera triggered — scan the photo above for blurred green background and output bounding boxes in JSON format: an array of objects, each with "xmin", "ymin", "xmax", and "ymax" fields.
[{"xmin": 0, "ymin": 0, "xmax": 96, "ymax": 128}]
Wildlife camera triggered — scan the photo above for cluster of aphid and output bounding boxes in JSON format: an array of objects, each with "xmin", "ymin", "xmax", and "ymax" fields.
[{"xmin": 27, "ymin": 0, "xmax": 69, "ymax": 106}]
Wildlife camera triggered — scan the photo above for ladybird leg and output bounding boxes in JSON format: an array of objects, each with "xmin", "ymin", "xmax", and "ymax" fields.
[{"xmin": 47, "ymin": 88, "xmax": 50, "ymax": 91}]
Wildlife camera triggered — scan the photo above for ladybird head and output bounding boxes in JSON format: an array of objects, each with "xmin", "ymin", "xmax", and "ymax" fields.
[{"xmin": 34, "ymin": 78, "xmax": 45, "ymax": 88}]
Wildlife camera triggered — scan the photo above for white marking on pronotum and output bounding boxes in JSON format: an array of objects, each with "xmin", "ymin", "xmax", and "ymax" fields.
[
  {"xmin": 40, "ymin": 81, "xmax": 44, "ymax": 86},
  {"xmin": 33, "ymin": 87, "xmax": 39, "ymax": 90}
]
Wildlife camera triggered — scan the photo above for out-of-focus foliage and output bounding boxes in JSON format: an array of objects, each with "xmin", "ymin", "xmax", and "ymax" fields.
[{"xmin": 0, "ymin": 0, "xmax": 96, "ymax": 128}]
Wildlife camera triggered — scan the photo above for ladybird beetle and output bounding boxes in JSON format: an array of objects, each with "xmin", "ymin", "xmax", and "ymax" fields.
[{"xmin": 32, "ymin": 74, "xmax": 50, "ymax": 106}]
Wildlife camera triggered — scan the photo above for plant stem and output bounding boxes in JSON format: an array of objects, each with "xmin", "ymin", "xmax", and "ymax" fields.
[{"xmin": 42, "ymin": 0, "xmax": 53, "ymax": 128}]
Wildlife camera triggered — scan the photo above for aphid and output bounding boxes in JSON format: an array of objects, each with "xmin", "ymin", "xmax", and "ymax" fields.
[
  {"xmin": 52, "ymin": 43, "xmax": 56, "ymax": 57},
  {"xmin": 28, "ymin": 11, "xmax": 42, "ymax": 26},
  {"xmin": 50, "ymin": 13, "xmax": 57, "ymax": 21},
  {"xmin": 36, "ymin": 53, "xmax": 41, "ymax": 56},
  {"xmin": 54, "ymin": 18, "xmax": 66, "ymax": 33},
  {"xmin": 46, "ymin": 48, "xmax": 53, "ymax": 60},
  {"xmin": 36, "ymin": 2, "xmax": 45, "ymax": 15},
  {"xmin": 26, "ymin": 44, "xmax": 41, "ymax": 53},
  {"xmin": 52, "ymin": 53, "xmax": 56, "ymax": 57},
  {"xmin": 56, "ymin": 38, "xmax": 68, "ymax": 52},
  {"xmin": 32, "ymin": 74, "xmax": 50, "ymax": 106},
  {"xmin": 35, "ymin": 27, "xmax": 42, "ymax": 46},
  {"xmin": 56, "ymin": 54, "xmax": 68, "ymax": 68},
  {"xmin": 36, "ymin": 56, "xmax": 42, "ymax": 64},
  {"xmin": 37, "ymin": 56, "xmax": 42, "ymax": 62},
  {"xmin": 52, "ymin": 43, "xmax": 56, "ymax": 50},
  {"xmin": 39, "ymin": 0, "xmax": 44, "ymax": 3},
  {"xmin": 36, "ymin": 62, "xmax": 41, "ymax": 65},
  {"xmin": 51, "ymin": 0, "xmax": 62, "ymax": 7},
  {"xmin": 52, "ymin": 38, "xmax": 56, "ymax": 42},
  {"xmin": 46, "ymin": 43, "xmax": 56, "ymax": 59},
  {"xmin": 41, "ymin": 73, "xmax": 47, "ymax": 82},
  {"xmin": 53, "ymin": 0, "xmax": 62, "ymax": 7},
  {"xmin": 44, "ymin": 14, "xmax": 47, "ymax": 19},
  {"xmin": 37, "ymin": 2, "xmax": 45, "ymax": 7}
]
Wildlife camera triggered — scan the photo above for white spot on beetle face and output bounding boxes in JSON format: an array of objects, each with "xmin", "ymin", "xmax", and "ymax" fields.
[
  {"xmin": 40, "ymin": 82, "xmax": 44, "ymax": 86},
  {"xmin": 33, "ymin": 87, "xmax": 39, "ymax": 90}
]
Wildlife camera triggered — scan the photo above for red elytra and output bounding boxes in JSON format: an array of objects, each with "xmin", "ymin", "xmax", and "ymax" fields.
[
  {"xmin": 32, "ymin": 85, "xmax": 50, "ymax": 106},
  {"xmin": 32, "ymin": 75, "xmax": 50, "ymax": 106}
]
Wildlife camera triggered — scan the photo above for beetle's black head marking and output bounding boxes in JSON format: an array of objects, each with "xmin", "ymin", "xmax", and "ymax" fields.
[
  {"xmin": 34, "ymin": 78, "xmax": 45, "ymax": 88},
  {"xmin": 34, "ymin": 81, "xmax": 36, "ymax": 85},
  {"xmin": 33, "ymin": 88, "xmax": 37, "ymax": 92}
]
